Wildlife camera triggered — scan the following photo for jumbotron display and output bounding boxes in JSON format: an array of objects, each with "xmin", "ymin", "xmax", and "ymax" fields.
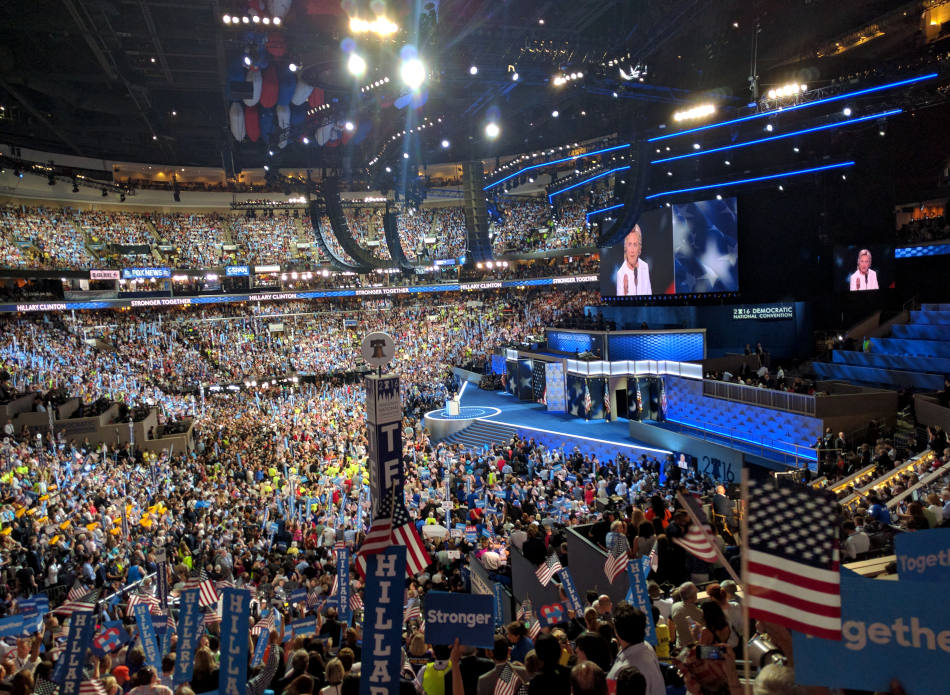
[{"xmin": 599, "ymin": 196, "xmax": 739, "ymax": 297}]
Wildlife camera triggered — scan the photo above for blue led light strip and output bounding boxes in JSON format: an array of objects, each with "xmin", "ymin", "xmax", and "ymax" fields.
[
  {"xmin": 483, "ymin": 143, "xmax": 631, "ymax": 190},
  {"xmin": 647, "ymin": 73, "xmax": 936, "ymax": 143},
  {"xmin": 548, "ymin": 166, "xmax": 631, "ymax": 202},
  {"xmin": 585, "ymin": 203, "xmax": 625, "ymax": 222},
  {"xmin": 651, "ymin": 108, "xmax": 902, "ymax": 165},
  {"xmin": 644, "ymin": 161, "xmax": 854, "ymax": 200}
]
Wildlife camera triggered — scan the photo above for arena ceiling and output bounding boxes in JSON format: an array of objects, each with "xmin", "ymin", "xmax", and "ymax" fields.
[{"xmin": 0, "ymin": 0, "xmax": 933, "ymax": 175}]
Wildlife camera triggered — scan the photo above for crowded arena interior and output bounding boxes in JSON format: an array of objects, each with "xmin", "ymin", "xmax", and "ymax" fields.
[{"xmin": 2, "ymin": 1, "xmax": 950, "ymax": 694}]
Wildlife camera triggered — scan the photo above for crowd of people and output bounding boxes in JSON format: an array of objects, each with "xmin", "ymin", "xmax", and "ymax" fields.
[{"xmin": 491, "ymin": 199, "xmax": 598, "ymax": 255}]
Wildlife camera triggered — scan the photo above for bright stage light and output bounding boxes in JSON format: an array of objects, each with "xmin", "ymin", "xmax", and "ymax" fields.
[
  {"xmin": 344, "ymin": 121, "xmax": 355, "ymax": 132},
  {"xmin": 511, "ymin": 72, "xmax": 519, "ymax": 81},
  {"xmin": 441, "ymin": 139, "xmax": 450, "ymax": 149},
  {"xmin": 673, "ymin": 103, "xmax": 715, "ymax": 122},
  {"xmin": 400, "ymin": 58, "xmax": 426, "ymax": 90},
  {"xmin": 551, "ymin": 110, "xmax": 559, "ymax": 118},
  {"xmin": 349, "ymin": 16, "xmax": 399, "ymax": 36},
  {"xmin": 843, "ymin": 107, "xmax": 852, "ymax": 116},
  {"xmin": 289, "ymin": 63, "xmax": 298, "ymax": 72},
  {"xmin": 485, "ymin": 122, "xmax": 500, "ymax": 139},
  {"xmin": 347, "ymin": 53, "xmax": 367, "ymax": 77},
  {"xmin": 469, "ymin": 65, "xmax": 478, "ymax": 75}
]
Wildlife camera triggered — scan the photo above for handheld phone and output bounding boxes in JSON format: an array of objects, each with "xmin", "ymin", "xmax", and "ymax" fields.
[{"xmin": 697, "ymin": 646, "xmax": 724, "ymax": 660}]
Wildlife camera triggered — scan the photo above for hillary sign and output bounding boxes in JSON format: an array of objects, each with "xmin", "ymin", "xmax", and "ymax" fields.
[
  {"xmin": 359, "ymin": 547, "xmax": 406, "ymax": 695},
  {"xmin": 173, "ymin": 588, "xmax": 203, "ymax": 686},
  {"xmin": 219, "ymin": 588, "xmax": 251, "ymax": 695},
  {"xmin": 366, "ymin": 374, "xmax": 403, "ymax": 515}
]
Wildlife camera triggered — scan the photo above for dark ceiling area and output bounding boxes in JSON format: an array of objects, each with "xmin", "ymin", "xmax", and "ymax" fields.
[{"xmin": 0, "ymin": 0, "xmax": 944, "ymax": 176}]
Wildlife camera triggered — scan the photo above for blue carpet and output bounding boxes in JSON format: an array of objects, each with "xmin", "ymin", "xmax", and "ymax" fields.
[{"xmin": 459, "ymin": 388, "xmax": 673, "ymax": 458}]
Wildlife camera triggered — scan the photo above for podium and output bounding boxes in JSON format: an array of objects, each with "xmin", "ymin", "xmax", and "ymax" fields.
[{"xmin": 446, "ymin": 398, "xmax": 460, "ymax": 416}]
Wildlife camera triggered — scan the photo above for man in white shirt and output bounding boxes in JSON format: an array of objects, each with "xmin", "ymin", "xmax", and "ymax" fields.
[
  {"xmin": 849, "ymin": 249, "xmax": 878, "ymax": 291},
  {"xmin": 842, "ymin": 521, "xmax": 870, "ymax": 559},
  {"xmin": 607, "ymin": 602, "xmax": 665, "ymax": 695},
  {"xmin": 615, "ymin": 226, "xmax": 652, "ymax": 296}
]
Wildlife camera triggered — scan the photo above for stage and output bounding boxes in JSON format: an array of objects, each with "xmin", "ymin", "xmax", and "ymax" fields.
[{"xmin": 425, "ymin": 385, "xmax": 675, "ymax": 462}]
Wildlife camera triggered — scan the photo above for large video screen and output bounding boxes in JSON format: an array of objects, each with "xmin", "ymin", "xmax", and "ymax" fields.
[
  {"xmin": 833, "ymin": 245, "xmax": 893, "ymax": 293},
  {"xmin": 599, "ymin": 197, "xmax": 738, "ymax": 297}
]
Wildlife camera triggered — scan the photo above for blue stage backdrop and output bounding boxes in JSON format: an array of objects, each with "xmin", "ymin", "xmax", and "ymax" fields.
[
  {"xmin": 567, "ymin": 375, "xmax": 606, "ymax": 419},
  {"xmin": 546, "ymin": 363, "xmax": 567, "ymax": 413},
  {"xmin": 546, "ymin": 331, "xmax": 603, "ymax": 355},
  {"xmin": 607, "ymin": 332, "xmax": 704, "ymax": 361}
]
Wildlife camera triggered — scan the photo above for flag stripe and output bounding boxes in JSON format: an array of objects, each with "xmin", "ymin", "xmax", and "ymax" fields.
[
  {"xmin": 746, "ymin": 567, "xmax": 841, "ymax": 608},
  {"xmin": 747, "ymin": 550, "xmax": 841, "ymax": 587},
  {"xmin": 747, "ymin": 587, "xmax": 841, "ymax": 618},
  {"xmin": 672, "ymin": 534, "xmax": 718, "ymax": 562},
  {"xmin": 746, "ymin": 602, "xmax": 842, "ymax": 638}
]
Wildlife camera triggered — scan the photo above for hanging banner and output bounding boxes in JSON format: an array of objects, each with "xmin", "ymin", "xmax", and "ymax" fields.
[
  {"xmin": 218, "ymin": 588, "xmax": 251, "ymax": 695},
  {"xmin": 173, "ymin": 588, "xmax": 203, "ymax": 686},
  {"xmin": 155, "ymin": 551, "xmax": 168, "ymax": 610},
  {"xmin": 359, "ymin": 547, "xmax": 407, "ymax": 695},
  {"xmin": 493, "ymin": 583, "xmax": 505, "ymax": 630},
  {"xmin": 133, "ymin": 603, "xmax": 162, "ymax": 673}
]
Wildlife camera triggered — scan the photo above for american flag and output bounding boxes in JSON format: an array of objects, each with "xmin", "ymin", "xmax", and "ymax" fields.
[
  {"xmin": 78, "ymin": 681, "xmax": 106, "ymax": 695},
  {"xmin": 184, "ymin": 571, "xmax": 219, "ymax": 608},
  {"xmin": 126, "ymin": 593, "xmax": 161, "ymax": 617},
  {"xmin": 648, "ymin": 540, "xmax": 659, "ymax": 572},
  {"xmin": 603, "ymin": 533, "xmax": 630, "ymax": 584},
  {"xmin": 535, "ymin": 554, "xmax": 563, "ymax": 587},
  {"xmin": 527, "ymin": 619, "xmax": 540, "ymax": 640},
  {"xmin": 349, "ymin": 593, "xmax": 363, "ymax": 612},
  {"xmin": 517, "ymin": 599, "xmax": 531, "ymax": 622},
  {"xmin": 494, "ymin": 663, "xmax": 522, "ymax": 695},
  {"xmin": 672, "ymin": 493, "xmax": 720, "ymax": 564},
  {"xmin": 67, "ymin": 583, "xmax": 90, "ymax": 602},
  {"xmin": 355, "ymin": 492, "xmax": 430, "ymax": 578},
  {"xmin": 583, "ymin": 381, "xmax": 592, "ymax": 415},
  {"xmin": 34, "ymin": 677, "xmax": 59, "ymax": 695},
  {"xmin": 404, "ymin": 603, "xmax": 421, "ymax": 623},
  {"xmin": 251, "ymin": 612, "xmax": 275, "ymax": 636},
  {"xmin": 216, "ymin": 580, "xmax": 235, "ymax": 591},
  {"xmin": 55, "ymin": 600, "xmax": 96, "ymax": 617},
  {"xmin": 202, "ymin": 609, "xmax": 222, "ymax": 626},
  {"xmin": 746, "ymin": 478, "xmax": 841, "ymax": 640}
]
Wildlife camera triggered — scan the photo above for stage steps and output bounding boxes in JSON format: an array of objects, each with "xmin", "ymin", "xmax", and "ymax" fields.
[{"xmin": 440, "ymin": 419, "xmax": 517, "ymax": 450}]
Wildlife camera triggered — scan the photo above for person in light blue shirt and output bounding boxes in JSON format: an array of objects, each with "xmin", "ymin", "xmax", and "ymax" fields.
[{"xmin": 867, "ymin": 495, "xmax": 891, "ymax": 526}]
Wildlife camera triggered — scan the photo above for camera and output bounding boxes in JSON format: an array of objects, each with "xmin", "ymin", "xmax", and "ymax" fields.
[{"xmin": 746, "ymin": 635, "xmax": 787, "ymax": 667}]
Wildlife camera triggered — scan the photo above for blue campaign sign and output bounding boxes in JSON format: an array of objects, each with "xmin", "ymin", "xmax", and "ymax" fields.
[
  {"xmin": 424, "ymin": 591, "xmax": 494, "ymax": 649},
  {"xmin": 794, "ymin": 570, "xmax": 950, "ymax": 694},
  {"xmin": 133, "ymin": 604, "xmax": 162, "ymax": 672},
  {"xmin": 174, "ymin": 589, "xmax": 204, "ymax": 686},
  {"xmin": 360, "ymin": 547, "xmax": 407, "ymax": 695},
  {"xmin": 557, "ymin": 568, "xmax": 583, "ymax": 613},
  {"xmin": 894, "ymin": 527, "xmax": 950, "ymax": 582},
  {"xmin": 624, "ymin": 562, "xmax": 656, "ymax": 646},
  {"xmin": 336, "ymin": 547, "xmax": 351, "ymax": 624},
  {"xmin": 219, "ymin": 588, "xmax": 251, "ymax": 695},
  {"xmin": 290, "ymin": 618, "xmax": 318, "ymax": 637},
  {"xmin": 58, "ymin": 611, "xmax": 96, "ymax": 695},
  {"xmin": 366, "ymin": 420, "xmax": 403, "ymax": 515}
]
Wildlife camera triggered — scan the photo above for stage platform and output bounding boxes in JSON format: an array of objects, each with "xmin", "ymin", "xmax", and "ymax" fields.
[
  {"xmin": 446, "ymin": 387, "xmax": 673, "ymax": 461},
  {"xmin": 426, "ymin": 387, "xmax": 803, "ymax": 472}
]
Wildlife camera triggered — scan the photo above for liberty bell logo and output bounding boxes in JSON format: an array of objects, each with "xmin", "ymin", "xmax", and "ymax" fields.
[{"xmin": 370, "ymin": 339, "xmax": 387, "ymax": 359}]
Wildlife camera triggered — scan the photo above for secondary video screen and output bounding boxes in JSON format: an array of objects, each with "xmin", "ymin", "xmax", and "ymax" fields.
[
  {"xmin": 833, "ymin": 245, "xmax": 893, "ymax": 293},
  {"xmin": 599, "ymin": 196, "xmax": 738, "ymax": 297}
]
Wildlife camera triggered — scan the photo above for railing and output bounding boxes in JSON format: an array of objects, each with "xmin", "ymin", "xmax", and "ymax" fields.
[
  {"xmin": 661, "ymin": 416, "xmax": 818, "ymax": 468},
  {"xmin": 702, "ymin": 379, "xmax": 816, "ymax": 416},
  {"xmin": 886, "ymin": 459, "xmax": 950, "ymax": 510},
  {"xmin": 840, "ymin": 450, "xmax": 935, "ymax": 509}
]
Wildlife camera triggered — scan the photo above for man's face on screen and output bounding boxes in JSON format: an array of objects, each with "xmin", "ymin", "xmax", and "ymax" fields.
[{"xmin": 624, "ymin": 230, "xmax": 642, "ymax": 268}]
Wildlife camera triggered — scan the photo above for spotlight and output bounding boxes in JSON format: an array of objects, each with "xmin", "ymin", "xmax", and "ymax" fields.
[
  {"xmin": 347, "ymin": 53, "xmax": 367, "ymax": 77},
  {"xmin": 252, "ymin": 14, "xmax": 260, "ymax": 23},
  {"xmin": 777, "ymin": 185, "xmax": 784, "ymax": 191},
  {"xmin": 612, "ymin": 91, "xmax": 619, "ymax": 98},
  {"xmin": 692, "ymin": 143, "xmax": 700, "ymax": 150},
  {"xmin": 484, "ymin": 122, "xmax": 500, "ymax": 139},
  {"xmin": 242, "ymin": 16, "xmax": 249, "ymax": 24},
  {"xmin": 765, "ymin": 123, "xmax": 773, "ymax": 132},
  {"xmin": 716, "ymin": 194, "xmax": 722, "ymax": 200},
  {"xmin": 263, "ymin": 165, "xmax": 270, "ymax": 171},
  {"xmin": 262, "ymin": 17, "xmax": 270, "ymax": 24},
  {"xmin": 469, "ymin": 65, "xmax": 478, "ymax": 75},
  {"xmin": 302, "ymin": 137, "xmax": 310, "ymax": 144},
  {"xmin": 243, "ymin": 55, "xmax": 252, "ymax": 66},
  {"xmin": 344, "ymin": 121, "xmax": 355, "ymax": 131},
  {"xmin": 724, "ymin": 160, "xmax": 730, "ymax": 165},
  {"xmin": 223, "ymin": 14, "xmax": 231, "ymax": 23},
  {"xmin": 843, "ymin": 107, "xmax": 852, "ymax": 116},
  {"xmin": 289, "ymin": 63, "xmax": 298, "ymax": 72},
  {"xmin": 511, "ymin": 72, "xmax": 519, "ymax": 81},
  {"xmin": 441, "ymin": 139, "xmax": 450, "ymax": 149},
  {"xmin": 273, "ymin": 17, "xmax": 280, "ymax": 25},
  {"xmin": 385, "ymin": 166, "xmax": 392, "ymax": 172},
  {"xmin": 673, "ymin": 103, "xmax": 715, "ymax": 122},
  {"xmin": 551, "ymin": 110, "xmax": 559, "ymax": 118},
  {"xmin": 403, "ymin": 152, "xmax": 409, "ymax": 159},
  {"xmin": 400, "ymin": 57, "xmax": 425, "ymax": 90}
]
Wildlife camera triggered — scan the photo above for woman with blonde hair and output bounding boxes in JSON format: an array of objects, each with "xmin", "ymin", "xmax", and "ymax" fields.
[{"xmin": 320, "ymin": 658, "xmax": 344, "ymax": 695}]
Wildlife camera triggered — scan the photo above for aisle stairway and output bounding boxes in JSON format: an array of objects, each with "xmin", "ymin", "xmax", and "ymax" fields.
[
  {"xmin": 439, "ymin": 419, "xmax": 517, "ymax": 450},
  {"xmin": 813, "ymin": 303, "xmax": 950, "ymax": 390}
]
